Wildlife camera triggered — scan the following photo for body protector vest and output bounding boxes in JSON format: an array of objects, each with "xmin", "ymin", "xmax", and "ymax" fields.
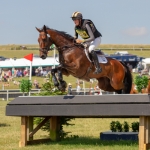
[{"xmin": 75, "ymin": 19, "xmax": 102, "ymax": 39}]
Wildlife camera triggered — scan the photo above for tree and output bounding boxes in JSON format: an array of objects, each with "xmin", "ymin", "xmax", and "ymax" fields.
[
  {"xmin": 34, "ymin": 75, "xmax": 74, "ymax": 139},
  {"xmin": 19, "ymin": 79, "xmax": 32, "ymax": 96},
  {"xmin": 134, "ymin": 75, "xmax": 149, "ymax": 93}
]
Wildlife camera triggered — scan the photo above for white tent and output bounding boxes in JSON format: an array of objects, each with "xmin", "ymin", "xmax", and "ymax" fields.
[
  {"xmin": 0, "ymin": 59, "xmax": 13, "ymax": 68},
  {"xmin": 142, "ymin": 58, "xmax": 150, "ymax": 64},
  {"xmin": 10, "ymin": 58, "xmax": 29, "ymax": 68},
  {"xmin": 0, "ymin": 57, "xmax": 59, "ymax": 68},
  {"xmin": 142, "ymin": 58, "xmax": 150, "ymax": 70}
]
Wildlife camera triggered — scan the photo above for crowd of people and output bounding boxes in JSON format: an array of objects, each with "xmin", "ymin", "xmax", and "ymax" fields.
[
  {"xmin": 67, "ymin": 79, "xmax": 102, "ymax": 96},
  {"xmin": 0, "ymin": 66, "xmax": 52, "ymax": 88}
]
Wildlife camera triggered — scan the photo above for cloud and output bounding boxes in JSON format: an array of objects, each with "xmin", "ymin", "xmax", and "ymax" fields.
[{"xmin": 122, "ymin": 27, "xmax": 149, "ymax": 36}]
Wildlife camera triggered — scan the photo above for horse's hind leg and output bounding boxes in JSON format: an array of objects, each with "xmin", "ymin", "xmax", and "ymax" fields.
[
  {"xmin": 97, "ymin": 77, "xmax": 123, "ymax": 94},
  {"xmin": 97, "ymin": 77, "xmax": 115, "ymax": 92}
]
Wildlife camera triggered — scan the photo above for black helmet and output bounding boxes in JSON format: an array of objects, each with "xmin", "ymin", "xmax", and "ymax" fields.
[{"xmin": 71, "ymin": 11, "xmax": 83, "ymax": 20}]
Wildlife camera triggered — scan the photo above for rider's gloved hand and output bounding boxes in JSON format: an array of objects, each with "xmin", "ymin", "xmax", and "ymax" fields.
[{"xmin": 76, "ymin": 39, "xmax": 84, "ymax": 44}]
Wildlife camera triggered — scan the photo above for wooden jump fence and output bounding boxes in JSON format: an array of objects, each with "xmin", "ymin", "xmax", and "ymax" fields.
[{"xmin": 6, "ymin": 94, "xmax": 150, "ymax": 150}]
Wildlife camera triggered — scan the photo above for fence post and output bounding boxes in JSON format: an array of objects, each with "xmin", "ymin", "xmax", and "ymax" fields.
[
  {"xmin": 2, "ymin": 84, "xmax": 4, "ymax": 90},
  {"xmin": 6, "ymin": 90, "xmax": 9, "ymax": 101}
]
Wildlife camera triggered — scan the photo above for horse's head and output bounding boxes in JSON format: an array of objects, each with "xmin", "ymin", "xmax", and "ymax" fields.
[{"xmin": 36, "ymin": 25, "xmax": 53, "ymax": 59}]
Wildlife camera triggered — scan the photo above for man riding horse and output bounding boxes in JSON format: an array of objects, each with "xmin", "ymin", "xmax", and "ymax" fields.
[{"xmin": 71, "ymin": 11, "xmax": 102, "ymax": 74}]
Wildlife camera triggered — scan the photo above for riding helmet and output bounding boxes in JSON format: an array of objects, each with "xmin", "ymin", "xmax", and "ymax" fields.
[{"xmin": 71, "ymin": 11, "xmax": 83, "ymax": 20}]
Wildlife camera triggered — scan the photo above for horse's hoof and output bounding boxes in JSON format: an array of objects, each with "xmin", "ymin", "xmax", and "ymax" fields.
[
  {"xmin": 60, "ymin": 80, "xmax": 67, "ymax": 89},
  {"xmin": 58, "ymin": 85, "xmax": 66, "ymax": 92}
]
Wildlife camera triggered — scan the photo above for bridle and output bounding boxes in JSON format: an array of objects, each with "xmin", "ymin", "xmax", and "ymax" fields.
[
  {"xmin": 39, "ymin": 36, "xmax": 52, "ymax": 54},
  {"xmin": 39, "ymin": 33, "xmax": 85, "ymax": 54}
]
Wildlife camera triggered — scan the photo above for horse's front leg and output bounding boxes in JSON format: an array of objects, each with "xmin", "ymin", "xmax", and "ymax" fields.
[
  {"xmin": 57, "ymin": 69, "xmax": 67, "ymax": 91},
  {"xmin": 51, "ymin": 68, "xmax": 59, "ymax": 87}
]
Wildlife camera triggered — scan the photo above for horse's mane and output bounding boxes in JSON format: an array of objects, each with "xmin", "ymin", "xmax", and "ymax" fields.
[{"xmin": 41, "ymin": 26, "xmax": 74, "ymax": 41}]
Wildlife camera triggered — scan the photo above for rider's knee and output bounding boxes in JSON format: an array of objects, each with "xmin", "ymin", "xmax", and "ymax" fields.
[{"xmin": 89, "ymin": 46, "xmax": 95, "ymax": 53}]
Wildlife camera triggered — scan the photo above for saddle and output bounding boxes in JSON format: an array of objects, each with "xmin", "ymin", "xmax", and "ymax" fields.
[
  {"xmin": 74, "ymin": 42, "xmax": 107, "ymax": 63},
  {"xmin": 84, "ymin": 46, "xmax": 107, "ymax": 64}
]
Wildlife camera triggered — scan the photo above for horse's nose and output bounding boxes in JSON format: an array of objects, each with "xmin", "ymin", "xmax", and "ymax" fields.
[{"xmin": 40, "ymin": 55, "xmax": 46, "ymax": 59}]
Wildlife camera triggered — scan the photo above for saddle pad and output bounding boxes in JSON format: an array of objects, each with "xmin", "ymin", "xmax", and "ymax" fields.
[
  {"xmin": 97, "ymin": 55, "xmax": 108, "ymax": 63},
  {"xmin": 84, "ymin": 49, "xmax": 107, "ymax": 63}
]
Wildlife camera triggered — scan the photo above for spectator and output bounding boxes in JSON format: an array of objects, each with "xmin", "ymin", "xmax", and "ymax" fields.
[
  {"xmin": 94, "ymin": 83, "xmax": 100, "ymax": 91},
  {"xmin": 137, "ymin": 62, "xmax": 143, "ymax": 73},
  {"xmin": 76, "ymin": 83, "xmax": 81, "ymax": 95},
  {"xmin": 14, "ymin": 69, "xmax": 17, "ymax": 77},
  {"xmin": 23, "ymin": 69, "xmax": 28, "ymax": 77},
  {"xmin": 141, "ymin": 67, "xmax": 149, "ymax": 75},
  {"xmin": 127, "ymin": 63, "xmax": 133, "ymax": 72},
  {"xmin": 43, "ymin": 70, "xmax": 47, "ymax": 77},
  {"xmin": 0, "ymin": 75, "xmax": 2, "ymax": 82},
  {"xmin": 33, "ymin": 79, "xmax": 39, "ymax": 89},
  {"xmin": 67, "ymin": 83, "xmax": 72, "ymax": 95},
  {"xmin": 35, "ymin": 68, "xmax": 38, "ymax": 76},
  {"xmin": 12, "ymin": 68, "xmax": 14, "ymax": 77},
  {"xmin": 3, "ymin": 74, "xmax": 7, "ymax": 82}
]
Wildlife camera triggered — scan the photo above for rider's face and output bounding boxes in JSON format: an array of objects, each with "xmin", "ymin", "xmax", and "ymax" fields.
[{"xmin": 73, "ymin": 19, "xmax": 80, "ymax": 26}]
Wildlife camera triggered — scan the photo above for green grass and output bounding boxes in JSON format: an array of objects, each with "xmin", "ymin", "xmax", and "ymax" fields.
[
  {"xmin": 0, "ymin": 44, "xmax": 147, "ymax": 149},
  {"xmin": 0, "ymin": 100, "xmax": 138, "ymax": 150},
  {"xmin": 0, "ymin": 44, "xmax": 150, "ymax": 58}
]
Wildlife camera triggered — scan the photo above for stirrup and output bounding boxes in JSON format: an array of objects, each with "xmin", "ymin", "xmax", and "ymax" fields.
[{"xmin": 94, "ymin": 68, "xmax": 102, "ymax": 74}]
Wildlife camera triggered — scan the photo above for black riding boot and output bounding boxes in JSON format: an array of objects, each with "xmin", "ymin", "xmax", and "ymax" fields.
[{"xmin": 91, "ymin": 50, "xmax": 102, "ymax": 74}]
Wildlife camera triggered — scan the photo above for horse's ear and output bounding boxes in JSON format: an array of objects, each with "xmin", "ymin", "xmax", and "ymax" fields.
[
  {"xmin": 43, "ymin": 25, "xmax": 47, "ymax": 33},
  {"xmin": 35, "ymin": 27, "xmax": 41, "ymax": 33}
]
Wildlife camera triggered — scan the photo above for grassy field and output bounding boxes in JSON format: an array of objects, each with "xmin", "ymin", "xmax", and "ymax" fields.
[
  {"xmin": 0, "ymin": 45, "xmax": 148, "ymax": 149},
  {"xmin": 0, "ymin": 100, "xmax": 138, "ymax": 150},
  {"xmin": 0, "ymin": 44, "xmax": 150, "ymax": 58}
]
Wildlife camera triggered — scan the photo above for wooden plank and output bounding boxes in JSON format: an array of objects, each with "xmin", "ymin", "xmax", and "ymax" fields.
[
  {"xmin": 7, "ymin": 94, "xmax": 150, "ymax": 105},
  {"xmin": 29, "ymin": 117, "xmax": 49, "ymax": 137},
  {"xmin": 27, "ymin": 138, "xmax": 50, "ymax": 145},
  {"xmin": 139, "ymin": 116, "xmax": 146, "ymax": 150},
  {"xmin": 50, "ymin": 117, "xmax": 60, "ymax": 141},
  {"xmin": 6, "ymin": 104, "xmax": 150, "ymax": 117},
  {"xmin": 19, "ymin": 116, "xmax": 27, "ymax": 147},
  {"xmin": 144, "ymin": 143, "xmax": 150, "ymax": 149},
  {"xmin": 28, "ymin": 117, "xmax": 33, "ymax": 141},
  {"xmin": 144, "ymin": 117, "xmax": 150, "ymax": 150}
]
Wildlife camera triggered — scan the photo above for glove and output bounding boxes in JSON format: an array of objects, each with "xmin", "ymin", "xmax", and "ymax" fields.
[{"xmin": 76, "ymin": 39, "xmax": 84, "ymax": 43}]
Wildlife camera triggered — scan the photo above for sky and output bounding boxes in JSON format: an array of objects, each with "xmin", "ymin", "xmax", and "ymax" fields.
[{"xmin": 0, "ymin": 0, "xmax": 150, "ymax": 45}]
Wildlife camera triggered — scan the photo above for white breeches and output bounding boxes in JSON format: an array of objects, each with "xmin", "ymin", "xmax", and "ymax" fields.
[{"xmin": 88, "ymin": 37, "xmax": 101, "ymax": 53}]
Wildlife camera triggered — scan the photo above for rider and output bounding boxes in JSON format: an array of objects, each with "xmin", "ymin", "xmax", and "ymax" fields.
[{"xmin": 71, "ymin": 11, "xmax": 102, "ymax": 74}]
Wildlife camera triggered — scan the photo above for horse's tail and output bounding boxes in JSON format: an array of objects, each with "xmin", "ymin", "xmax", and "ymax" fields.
[{"xmin": 121, "ymin": 62, "xmax": 133, "ymax": 94}]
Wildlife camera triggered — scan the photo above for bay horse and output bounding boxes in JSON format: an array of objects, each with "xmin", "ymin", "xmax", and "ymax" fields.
[{"xmin": 36, "ymin": 25, "xmax": 132, "ymax": 94}]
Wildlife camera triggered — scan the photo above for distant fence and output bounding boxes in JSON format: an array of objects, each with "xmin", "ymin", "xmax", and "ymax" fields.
[
  {"xmin": 100, "ymin": 48, "xmax": 150, "ymax": 51},
  {"xmin": 27, "ymin": 48, "xmax": 150, "ymax": 51},
  {"xmin": 0, "ymin": 89, "xmax": 41, "ymax": 100},
  {"xmin": 0, "ymin": 88, "xmax": 114, "ymax": 101}
]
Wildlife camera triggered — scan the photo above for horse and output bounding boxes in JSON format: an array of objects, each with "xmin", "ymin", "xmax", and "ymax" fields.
[{"xmin": 36, "ymin": 25, "xmax": 132, "ymax": 94}]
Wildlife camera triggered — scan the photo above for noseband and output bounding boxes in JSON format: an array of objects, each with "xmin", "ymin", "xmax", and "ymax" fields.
[{"xmin": 39, "ymin": 47, "xmax": 50, "ymax": 54}]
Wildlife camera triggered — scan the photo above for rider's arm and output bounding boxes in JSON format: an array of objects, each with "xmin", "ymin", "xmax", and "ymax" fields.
[
  {"xmin": 83, "ymin": 24, "xmax": 94, "ymax": 42},
  {"xmin": 74, "ymin": 27, "xmax": 78, "ymax": 39}
]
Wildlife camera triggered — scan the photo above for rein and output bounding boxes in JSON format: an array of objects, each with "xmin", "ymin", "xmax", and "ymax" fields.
[
  {"xmin": 57, "ymin": 40, "xmax": 85, "ymax": 52},
  {"xmin": 57, "ymin": 45, "xmax": 76, "ymax": 52}
]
